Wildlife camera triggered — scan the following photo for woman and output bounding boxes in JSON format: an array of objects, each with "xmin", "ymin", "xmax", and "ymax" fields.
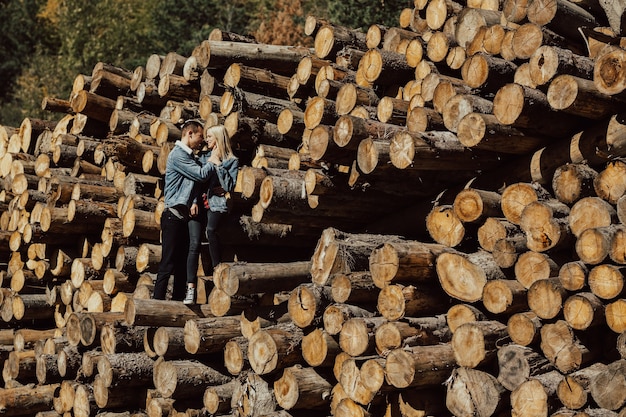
[{"xmin": 184, "ymin": 124, "xmax": 238, "ymax": 305}]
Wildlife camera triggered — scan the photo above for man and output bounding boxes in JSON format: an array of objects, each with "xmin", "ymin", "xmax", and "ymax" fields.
[{"xmin": 153, "ymin": 120, "xmax": 216, "ymax": 301}]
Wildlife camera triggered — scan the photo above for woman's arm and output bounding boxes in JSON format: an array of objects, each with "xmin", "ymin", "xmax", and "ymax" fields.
[{"xmin": 215, "ymin": 158, "xmax": 239, "ymax": 193}]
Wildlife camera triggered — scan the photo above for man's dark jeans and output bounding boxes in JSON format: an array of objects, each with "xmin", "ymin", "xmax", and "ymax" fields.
[{"xmin": 153, "ymin": 209, "xmax": 189, "ymax": 300}]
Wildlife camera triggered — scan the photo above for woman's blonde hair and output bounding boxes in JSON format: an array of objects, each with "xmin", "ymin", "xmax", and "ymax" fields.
[{"xmin": 206, "ymin": 125, "xmax": 235, "ymax": 161}]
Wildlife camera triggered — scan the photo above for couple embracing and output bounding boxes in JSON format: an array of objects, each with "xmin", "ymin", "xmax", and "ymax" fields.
[{"xmin": 153, "ymin": 120, "xmax": 239, "ymax": 304}]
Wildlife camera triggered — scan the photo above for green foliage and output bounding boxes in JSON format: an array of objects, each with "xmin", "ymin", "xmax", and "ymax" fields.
[
  {"xmin": 52, "ymin": 0, "xmax": 158, "ymax": 74},
  {"xmin": 327, "ymin": 0, "xmax": 411, "ymax": 30},
  {"xmin": 0, "ymin": 0, "xmax": 53, "ymax": 98},
  {"xmin": 150, "ymin": 0, "xmax": 261, "ymax": 54}
]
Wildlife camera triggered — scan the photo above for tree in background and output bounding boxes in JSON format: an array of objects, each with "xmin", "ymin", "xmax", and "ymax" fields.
[
  {"xmin": 0, "ymin": 0, "xmax": 57, "ymax": 123},
  {"xmin": 327, "ymin": 0, "xmax": 412, "ymax": 29},
  {"xmin": 150, "ymin": 0, "xmax": 260, "ymax": 55},
  {"xmin": 253, "ymin": 0, "xmax": 312, "ymax": 47}
]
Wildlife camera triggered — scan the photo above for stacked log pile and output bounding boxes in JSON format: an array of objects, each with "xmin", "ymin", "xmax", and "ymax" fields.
[{"xmin": 4, "ymin": 1, "xmax": 626, "ymax": 416}]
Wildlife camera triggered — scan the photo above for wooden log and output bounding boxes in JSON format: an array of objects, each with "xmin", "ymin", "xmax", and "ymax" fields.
[
  {"xmin": 274, "ymin": 365, "xmax": 332, "ymax": 410},
  {"xmin": 223, "ymin": 336, "xmax": 248, "ymax": 376},
  {"xmin": 124, "ymin": 298, "xmax": 213, "ymax": 327},
  {"xmin": 338, "ymin": 317, "xmax": 387, "ymax": 357},
  {"xmin": 595, "ymin": 160, "xmax": 626, "ymax": 204},
  {"xmin": 515, "ymin": 251, "xmax": 560, "ymax": 289},
  {"xmin": 313, "ymin": 24, "xmax": 367, "ymax": 60},
  {"xmin": 492, "ymin": 235, "xmax": 527, "ymax": 268},
  {"xmin": 461, "ymin": 52, "xmax": 517, "ymax": 93},
  {"xmin": 193, "ymin": 40, "xmax": 311, "ymax": 77},
  {"xmin": 323, "ymin": 303, "xmax": 376, "ymax": 336},
  {"xmin": 454, "ymin": 7, "xmax": 503, "ymax": 48},
  {"xmin": 5, "ymin": 349, "xmax": 37, "ymax": 384},
  {"xmin": 230, "ymin": 372, "xmax": 278, "ymax": 416},
  {"xmin": 329, "ymin": 272, "xmax": 378, "ymax": 305},
  {"xmin": 356, "ymin": 48, "xmax": 415, "ymax": 86},
  {"xmin": 588, "ymin": 264, "xmax": 625, "ymax": 300},
  {"xmin": 288, "ymin": 283, "xmax": 333, "ymax": 329},
  {"xmin": 609, "ymin": 224, "xmax": 626, "ymax": 265},
  {"xmin": 0, "ymin": 383, "xmax": 60, "ymax": 416},
  {"xmin": 451, "ymin": 320, "xmax": 509, "ymax": 368},
  {"xmin": 384, "ymin": 344, "xmax": 456, "ymax": 389},
  {"xmin": 594, "ymin": 47, "xmax": 626, "ymax": 95},
  {"xmin": 310, "ymin": 228, "xmax": 403, "ymax": 286},
  {"xmin": 569, "ymin": 197, "xmax": 617, "ymax": 237},
  {"xmin": 214, "ymin": 260, "xmax": 312, "ymax": 297},
  {"xmin": 368, "ymin": 240, "xmax": 449, "ymax": 288},
  {"xmin": 453, "ymin": 188, "xmax": 502, "ymax": 223},
  {"xmin": 548, "ymin": 74, "xmax": 626, "ymax": 120},
  {"xmin": 99, "ymin": 323, "xmax": 146, "ymax": 355},
  {"xmin": 248, "ymin": 323, "xmax": 304, "ymax": 375},
  {"xmin": 527, "ymin": 278, "xmax": 569, "ymax": 320},
  {"xmin": 482, "ymin": 278, "xmax": 528, "ymax": 315},
  {"xmin": 182, "ymin": 316, "xmax": 242, "ymax": 355},
  {"xmin": 92, "ymin": 374, "xmax": 148, "ymax": 410},
  {"xmin": 457, "ymin": 112, "xmax": 550, "ymax": 154},
  {"xmin": 201, "ymin": 379, "xmax": 237, "ymax": 415},
  {"xmin": 442, "ymin": 93, "xmax": 494, "ymax": 133},
  {"xmin": 493, "ymin": 83, "xmax": 585, "ymax": 139},
  {"xmin": 376, "ymin": 283, "xmax": 451, "ymax": 320},
  {"xmin": 526, "ymin": 0, "xmax": 597, "ymax": 42},
  {"xmin": 508, "ymin": 311, "xmax": 542, "ymax": 347},
  {"xmin": 576, "ymin": 225, "xmax": 623, "ymax": 265},
  {"xmin": 497, "ymin": 344, "xmax": 555, "ymax": 392},
  {"xmin": 36, "ymin": 353, "xmax": 61, "ymax": 385},
  {"xmin": 589, "ymin": 359, "xmax": 626, "ymax": 410},
  {"xmin": 41, "ymin": 96, "xmax": 73, "ymax": 114},
  {"xmin": 301, "ymin": 327, "xmax": 341, "ymax": 368},
  {"xmin": 510, "ymin": 370, "xmax": 564, "ymax": 417},
  {"xmin": 153, "ymin": 359, "xmax": 231, "ymax": 399},
  {"xmin": 563, "ymin": 292, "xmax": 605, "ymax": 331},
  {"xmin": 445, "ymin": 367, "xmax": 506, "ymax": 417},
  {"xmin": 96, "ymin": 351, "xmax": 154, "ymax": 388},
  {"xmin": 446, "ymin": 303, "xmax": 488, "ymax": 334},
  {"xmin": 374, "ymin": 315, "xmax": 450, "ymax": 353},
  {"xmin": 436, "ymin": 250, "xmax": 506, "ymax": 302},
  {"xmin": 477, "ymin": 217, "xmax": 522, "ymax": 253},
  {"xmin": 540, "ymin": 320, "xmax": 595, "ymax": 373},
  {"xmin": 557, "ymin": 362, "xmax": 607, "ymax": 410},
  {"xmin": 56, "ymin": 345, "xmax": 81, "ymax": 380},
  {"xmin": 519, "ymin": 200, "xmax": 573, "ymax": 252},
  {"xmin": 529, "ymin": 45, "xmax": 594, "ymax": 87},
  {"xmin": 558, "ymin": 260, "xmax": 588, "ymax": 292},
  {"xmin": 71, "ymin": 90, "xmax": 116, "ymax": 124},
  {"xmin": 388, "ymin": 129, "xmax": 503, "ymax": 174}
]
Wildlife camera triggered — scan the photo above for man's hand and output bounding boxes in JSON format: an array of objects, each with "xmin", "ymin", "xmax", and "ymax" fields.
[
  {"xmin": 190, "ymin": 203, "xmax": 199, "ymax": 217},
  {"xmin": 208, "ymin": 153, "xmax": 221, "ymax": 165}
]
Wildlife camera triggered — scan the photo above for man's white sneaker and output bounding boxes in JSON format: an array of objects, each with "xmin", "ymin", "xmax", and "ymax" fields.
[{"xmin": 183, "ymin": 287, "xmax": 195, "ymax": 305}]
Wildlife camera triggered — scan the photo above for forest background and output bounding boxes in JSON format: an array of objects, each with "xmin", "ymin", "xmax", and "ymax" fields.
[{"xmin": 0, "ymin": 0, "xmax": 410, "ymax": 127}]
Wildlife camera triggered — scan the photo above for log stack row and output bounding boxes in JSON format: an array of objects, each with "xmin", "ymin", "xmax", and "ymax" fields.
[{"xmin": 2, "ymin": 0, "xmax": 626, "ymax": 416}]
